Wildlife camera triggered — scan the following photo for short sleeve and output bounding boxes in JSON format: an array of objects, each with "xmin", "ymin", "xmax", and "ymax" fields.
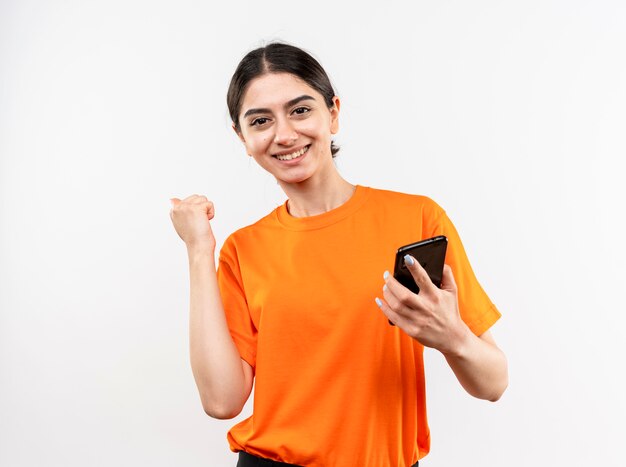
[
  {"xmin": 217, "ymin": 235, "xmax": 258, "ymax": 370},
  {"xmin": 425, "ymin": 201, "xmax": 501, "ymax": 336}
]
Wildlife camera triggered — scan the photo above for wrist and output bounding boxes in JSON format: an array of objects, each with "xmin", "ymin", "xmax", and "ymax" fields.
[
  {"xmin": 186, "ymin": 243, "xmax": 216, "ymax": 261},
  {"xmin": 442, "ymin": 321, "xmax": 473, "ymax": 359}
]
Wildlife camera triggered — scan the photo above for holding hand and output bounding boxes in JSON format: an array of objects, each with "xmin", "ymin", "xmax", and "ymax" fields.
[{"xmin": 375, "ymin": 256, "xmax": 471, "ymax": 356}]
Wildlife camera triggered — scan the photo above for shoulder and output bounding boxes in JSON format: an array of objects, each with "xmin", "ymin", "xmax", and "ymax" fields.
[
  {"xmin": 366, "ymin": 185, "xmax": 446, "ymax": 218},
  {"xmin": 219, "ymin": 206, "xmax": 282, "ymax": 258}
]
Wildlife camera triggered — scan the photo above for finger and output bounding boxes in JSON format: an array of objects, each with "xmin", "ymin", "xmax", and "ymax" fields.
[
  {"xmin": 184, "ymin": 199, "xmax": 215, "ymax": 220},
  {"xmin": 205, "ymin": 201, "xmax": 215, "ymax": 220},
  {"xmin": 374, "ymin": 296, "xmax": 405, "ymax": 327},
  {"xmin": 382, "ymin": 280, "xmax": 404, "ymax": 315},
  {"xmin": 440, "ymin": 264, "xmax": 457, "ymax": 293},
  {"xmin": 383, "ymin": 271, "xmax": 423, "ymax": 312},
  {"xmin": 404, "ymin": 254, "xmax": 437, "ymax": 296},
  {"xmin": 183, "ymin": 194, "xmax": 202, "ymax": 202},
  {"xmin": 169, "ymin": 197, "xmax": 181, "ymax": 208},
  {"xmin": 189, "ymin": 195, "xmax": 209, "ymax": 205}
]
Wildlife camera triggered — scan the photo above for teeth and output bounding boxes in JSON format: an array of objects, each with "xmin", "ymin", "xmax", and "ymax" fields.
[{"xmin": 276, "ymin": 146, "xmax": 308, "ymax": 161}]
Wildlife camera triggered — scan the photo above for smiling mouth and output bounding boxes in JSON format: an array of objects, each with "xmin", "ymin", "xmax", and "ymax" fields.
[{"xmin": 273, "ymin": 145, "xmax": 310, "ymax": 161}]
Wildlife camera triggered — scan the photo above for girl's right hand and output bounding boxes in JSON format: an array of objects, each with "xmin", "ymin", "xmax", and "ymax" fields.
[{"xmin": 169, "ymin": 195, "xmax": 217, "ymax": 251}]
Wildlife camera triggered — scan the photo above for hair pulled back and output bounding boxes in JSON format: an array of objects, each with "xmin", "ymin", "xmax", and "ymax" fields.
[{"xmin": 227, "ymin": 42, "xmax": 340, "ymax": 157}]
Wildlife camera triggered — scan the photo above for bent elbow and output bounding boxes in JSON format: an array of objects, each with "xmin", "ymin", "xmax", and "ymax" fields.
[
  {"xmin": 203, "ymin": 406, "xmax": 240, "ymax": 420},
  {"xmin": 487, "ymin": 379, "xmax": 509, "ymax": 402},
  {"xmin": 203, "ymin": 401, "xmax": 244, "ymax": 420}
]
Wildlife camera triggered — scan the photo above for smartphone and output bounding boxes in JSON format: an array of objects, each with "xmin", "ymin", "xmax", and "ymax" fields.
[{"xmin": 388, "ymin": 235, "xmax": 448, "ymax": 326}]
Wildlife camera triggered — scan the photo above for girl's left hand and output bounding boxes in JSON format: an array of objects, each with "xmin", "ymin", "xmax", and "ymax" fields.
[{"xmin": 376, "ymin": 256, "xmax": 470, "ymax": 355}]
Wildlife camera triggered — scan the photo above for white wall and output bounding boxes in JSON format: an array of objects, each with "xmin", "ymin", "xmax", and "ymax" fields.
[{"xmin": 1, "ymin": 1, "xmax": 624, "ymax": 465}]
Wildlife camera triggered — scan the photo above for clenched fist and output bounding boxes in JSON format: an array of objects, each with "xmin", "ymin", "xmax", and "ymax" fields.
[{"xmin": 169, "ymin": 195, "xmax": 217, "ymax": 251}]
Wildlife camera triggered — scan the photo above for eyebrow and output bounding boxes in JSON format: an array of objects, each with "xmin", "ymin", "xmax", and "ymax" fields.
[{"xmin": 242, "ymin": 95, "xmax": 315, "ymax": 119}]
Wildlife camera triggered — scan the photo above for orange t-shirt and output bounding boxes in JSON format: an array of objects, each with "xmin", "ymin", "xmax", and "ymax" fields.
[{"xmin": 217, "ymin": 185, "xmax": 501, "ymax": 467}]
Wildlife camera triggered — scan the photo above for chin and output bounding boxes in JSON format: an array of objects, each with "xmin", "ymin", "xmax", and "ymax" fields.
[{"xmin": 275, "ymin": 173, "xmax": 314, "ymax": 186}]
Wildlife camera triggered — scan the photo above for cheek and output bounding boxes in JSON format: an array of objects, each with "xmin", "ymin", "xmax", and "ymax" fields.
[
  {"xmin": 299, "ymin": 118, "xmax": 330, "ymax": 138},
  {"xmin": 247, "ymin": 134, "xmax": 272, "ymax": 152}
]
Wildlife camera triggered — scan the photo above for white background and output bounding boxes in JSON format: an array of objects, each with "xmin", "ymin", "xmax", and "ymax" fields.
[{"xmin": 1, "ymin": 1, "xmax": 624, "ymax": 465}]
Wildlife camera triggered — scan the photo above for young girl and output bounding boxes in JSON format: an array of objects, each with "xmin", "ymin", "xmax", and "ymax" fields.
[{"xmin": 170, "ymin": 42, "xmax": 508, "ymax": 467}]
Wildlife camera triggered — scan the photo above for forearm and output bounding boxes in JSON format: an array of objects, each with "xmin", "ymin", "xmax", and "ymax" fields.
[
  {"xmin": 187, "ymin": 247, "xmax": 247, "ymax": 418},
  {"xmin": 442, "ymin": 325, "xmax": 508, "ymax": 402}
]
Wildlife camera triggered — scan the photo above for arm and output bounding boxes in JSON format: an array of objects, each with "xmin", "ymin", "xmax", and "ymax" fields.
[
  {"xmin": 442, "ymin": 328, "xmax": 508, "ymax": 402},
  {"xmin": 170, "ymin": 195, "xmax": 254, "ymax": 419},
  {"xmin": 376, "ymin": 260, "xmax": 508, "ymax": 402},
  {"xmin": 188, "ymin": 247, "xmax": 255, "ymax": 418}
]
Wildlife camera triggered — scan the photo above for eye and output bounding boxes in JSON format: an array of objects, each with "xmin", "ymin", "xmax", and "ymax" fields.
[
  {"xmin": 250, "ymin": 117, "xmax": 269, "ymax": 127},
  {"xmin": 292, "ymin": 107, "xmax": 310, "ymax": 116}
]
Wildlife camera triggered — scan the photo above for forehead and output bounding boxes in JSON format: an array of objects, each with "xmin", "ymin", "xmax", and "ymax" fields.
[{"xmin": 241, "ymin": 73, "xmax": 324, "ymax": 110}]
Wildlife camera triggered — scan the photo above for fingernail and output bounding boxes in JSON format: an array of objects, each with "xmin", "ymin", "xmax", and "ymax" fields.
[
  {"xmin": 404, "ymin": 254, "xmax": 415, "ymax": 266},
  {"xmin": 383, "ymin": 284, "xmax": 388, "ymax": 292},
  {"xmin": 375, "ymin": 297, "xmax": 383, "ymax": 308},
  {"xmin": 383, "ymin": 271, "xmax": 390, "ymax": 280}
]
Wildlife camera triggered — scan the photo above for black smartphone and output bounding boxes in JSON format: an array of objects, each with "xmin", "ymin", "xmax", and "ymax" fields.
[{"xmin": 388, "ymin": 235, "xmax": 448, "ymax": 326}]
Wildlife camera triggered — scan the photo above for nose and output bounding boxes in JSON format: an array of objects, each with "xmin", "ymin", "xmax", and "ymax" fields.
[{"xmin": 273, "ymin": 118, "xmax": 298, "ymax": 145}]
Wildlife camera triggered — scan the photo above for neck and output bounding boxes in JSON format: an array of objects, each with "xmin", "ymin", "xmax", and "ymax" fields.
[{"xmin": 280, "ymin": 172, "xmax": 356, "ymax": 218}]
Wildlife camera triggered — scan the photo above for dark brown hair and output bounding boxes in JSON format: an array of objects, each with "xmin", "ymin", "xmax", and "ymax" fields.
[{"xmin": 227, "ymin": 42, "xmax": 340, "ymax": 157}]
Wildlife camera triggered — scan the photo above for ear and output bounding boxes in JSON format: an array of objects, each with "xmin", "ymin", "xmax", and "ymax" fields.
[
  {"xmin": 329, "ymin": 96, "xmax": 340, "ymax": 135},
  {"xmin": 232, "ymin": 123, "xmax": 246, "ymax": 144},
  {"xmin": 232, "ymin": 124, "xmax": 252, "ymax": 157}
]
